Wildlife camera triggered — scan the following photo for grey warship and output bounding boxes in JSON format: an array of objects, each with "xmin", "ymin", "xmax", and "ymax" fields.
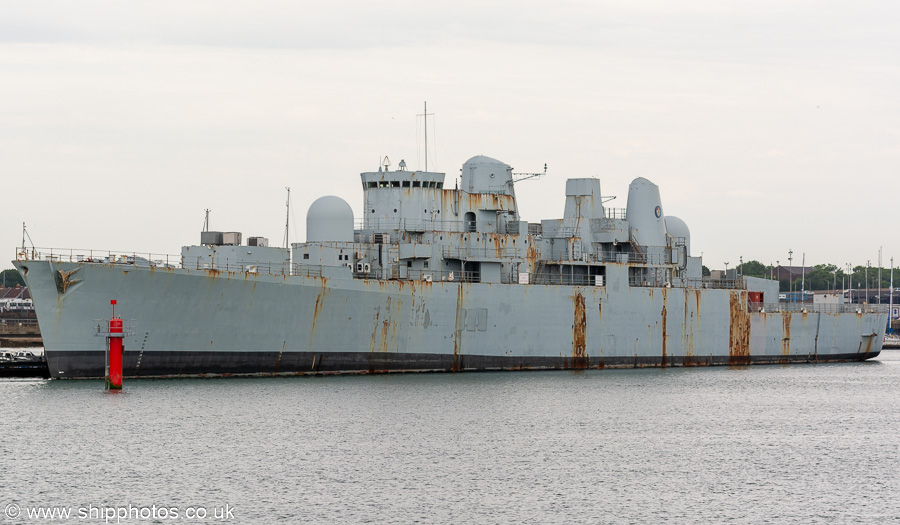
[{"xmin": 14, "ymin": 155, "xmax": 888, "ymax": 378}]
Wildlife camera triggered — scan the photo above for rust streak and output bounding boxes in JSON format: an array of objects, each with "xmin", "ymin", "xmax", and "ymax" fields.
[
  {"xmin": 661, "ymin": 287, "xmax": 667, "ymax": 367},
  {"xmin": 782, "ymin": 312, "xmax": 792, "ymax": 356},
  {"xmin": 452, "ymin": 285, "xmax": 463, "ymax": 371},
  {"xmin": 573, "ymin": 292, "xmax": 587, "ymax": 368},
  {"xmin": 728, "ymin": 291, "xmax": 751, "ymax": 365}
]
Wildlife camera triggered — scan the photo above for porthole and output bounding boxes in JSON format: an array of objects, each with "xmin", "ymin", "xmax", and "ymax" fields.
[
  {"xmin": 394, "ymin": 209, "xmax": 397, "ymax": 213},
  {"xmin": 371, "ymin": 209, "xmax": 375, "ymax": 213}
]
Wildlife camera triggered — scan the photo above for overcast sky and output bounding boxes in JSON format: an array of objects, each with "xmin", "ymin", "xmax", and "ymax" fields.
[{"xmin": 2, "ymin": 1, "xmax": 898, "ymax": 272}]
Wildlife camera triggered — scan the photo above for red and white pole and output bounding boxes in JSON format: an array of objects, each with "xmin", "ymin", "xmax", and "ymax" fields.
[{"xmin": 106, "ymin": 299, "xmax": 123, "ymax": 390}]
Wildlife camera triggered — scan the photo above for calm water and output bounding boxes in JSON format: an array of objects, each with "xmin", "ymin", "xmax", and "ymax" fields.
[{"xmin": 2, "ymin": 349, "xmax": 900, "ymax": 524}]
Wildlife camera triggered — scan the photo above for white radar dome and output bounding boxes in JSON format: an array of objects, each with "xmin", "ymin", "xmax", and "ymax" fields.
[
  {"xmin": 307, "ymin": 196, "xmax": 354, "ymax": 242},
  {"xmin": 664, "ymin": 215, "xmax": 691, "ymax": 256}
]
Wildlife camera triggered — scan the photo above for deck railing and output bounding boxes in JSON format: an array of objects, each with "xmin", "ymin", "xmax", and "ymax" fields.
[
  {"xmin": 17, "ymin": 247, "xmax": 182, "ymax": 267},
  {"xmin": 749, "ymin": 303, "xmax": 888, "ymax": 314}
]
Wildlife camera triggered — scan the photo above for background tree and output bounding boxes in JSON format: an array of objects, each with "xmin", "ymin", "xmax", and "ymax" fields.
[
  {"xmin": 736, "ymin": 260, "xmax": 767, "ymax": 278},
  {"xmin": 1, "ymin": 268, "xmax": 25, "ymax": 288}
]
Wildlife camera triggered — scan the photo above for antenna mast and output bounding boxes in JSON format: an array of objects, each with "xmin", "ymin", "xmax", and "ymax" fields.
[
  {"xmin": 283, "ymin": 187, "xmax": 291, "ymax": 248},
  {"xmin": 20, "ymin": 222, "xmax": 35, "ymax": 259},
  {"xmin": 203, "ymin": 209, "xmax": 210, "ymax": 232},
  {"xmin": 418, "ymin": 102, "xmax": 433, "ymax": 171}
]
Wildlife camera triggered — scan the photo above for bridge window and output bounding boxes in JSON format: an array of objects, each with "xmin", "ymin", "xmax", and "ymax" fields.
[
  {"xmin": 391, "ymin": 181, "xmax": 400, "ymax": 188},
  {"xmin": 402, "ymin": 181, "xmax": 410, "ymax": 188},
  {"xmin": 367, "ymin": 181, "xmax": 377, "ymax": 189},
  {"xmin": 413, "ymin": 181, "xmax": 421, "ymax": 188}
]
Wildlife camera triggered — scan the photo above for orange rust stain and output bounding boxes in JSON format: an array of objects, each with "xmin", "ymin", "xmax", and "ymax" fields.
[
  {"xmin": 377, "ymin": 296, "xmax": 393, "ymax": 352},
  {"xmin": 781, "ymin": 312, "xmax": 792, "ymax": 356},
  {"xmin": 683, "ymin": 289, "xmax": 694, "ymax": 359},
  {"xmin": 661, "ymin": 287, "xmax": 668, "ymax": 367},
  {"xmin": 452, "ymin": 285, "xmax": 464, "ymax": 371},
  {"xmin": 526, "ymin": 244, "xmax": 539, "ymax": 272},
  {"xmin": 729, "ymin": 290, "xmax": 751, "ymax": 365},
  {"xmin": 368, "ymin": 311, "xmax": 380, "ymax": 353},
  {"xmin": 380, "ymin": 318, "xmax": 390, "ymax": 352},
  {"xmin": 310, "ymin": 293, "xmax": 323, "ymax": 334},
  {"xmin": 573, "ymin": 292, "xmax": 587, "ymax": 368}
]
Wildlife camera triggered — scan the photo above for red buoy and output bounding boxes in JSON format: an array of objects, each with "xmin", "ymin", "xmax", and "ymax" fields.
[{"xmin": 106, "ymin": 300, "xmax": 123, "ymax": 390}]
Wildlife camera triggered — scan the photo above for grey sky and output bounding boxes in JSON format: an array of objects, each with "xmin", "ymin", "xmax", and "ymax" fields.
[{"xmin": 2, "ymin": 1, "xmax": 898, "ymax": 272}]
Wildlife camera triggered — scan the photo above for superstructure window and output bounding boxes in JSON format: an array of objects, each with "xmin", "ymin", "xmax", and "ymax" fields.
[
  {"xmin": 391, "ymin": 181, "xmax": 400, "ymax": 188},
  {"xmin": 413, "ymin": 181, "xmax": 421, "ymax": 188},
  {"xmin": 367, "ymin": 181, "xmax": 377, "ymax": 189},
  {"xmin": 437, "ymin": 182, "xmax": 443, "ymax": 189},
  {"xmin": 402, "ymin": 181, "xmax": 410, "ymax": 188}
]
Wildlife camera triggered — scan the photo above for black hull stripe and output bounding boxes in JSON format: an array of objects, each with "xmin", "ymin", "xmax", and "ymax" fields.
[{"xmin": 44, "ymin": 350, "xmax": 882, "ymax": 379}]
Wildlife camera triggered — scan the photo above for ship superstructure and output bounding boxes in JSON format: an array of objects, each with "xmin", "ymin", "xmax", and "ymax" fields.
[{"xmin": 14, "ymin": 156, "xmax": 888, "ymax": 378}]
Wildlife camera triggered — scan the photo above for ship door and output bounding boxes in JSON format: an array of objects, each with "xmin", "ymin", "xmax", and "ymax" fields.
[{"xmin": 465, "ymin": 212, "xmax": 476, "ymax": 232}]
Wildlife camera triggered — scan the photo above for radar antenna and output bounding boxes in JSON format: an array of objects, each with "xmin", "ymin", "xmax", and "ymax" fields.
[{"xmin": 511, "ymin": 163, "xmax": 548, "ymax": 183}]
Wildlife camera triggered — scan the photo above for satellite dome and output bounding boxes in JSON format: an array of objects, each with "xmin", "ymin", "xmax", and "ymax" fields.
[
  {"xmin": 307, "ymin": 196, "xmax": 354, "ymax": 242},
  {"xmin": 665, "ymin": 215, "xmax": 691, "ymax": 256}
]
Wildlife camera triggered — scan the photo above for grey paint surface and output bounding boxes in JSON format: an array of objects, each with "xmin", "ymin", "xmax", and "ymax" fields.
[
  {"xmin": 14, "ymin": 157, "xmax": 888, "ymax": 378},
  {"xmin": 16, "ymin": 259, "xmax": 886, "ymax": 379}
]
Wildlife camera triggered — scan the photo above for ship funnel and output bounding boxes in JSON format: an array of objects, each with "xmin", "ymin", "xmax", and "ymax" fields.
[
  {"xmin": 563, "ymin": 179, "xmax": 604, "ymax": 219},
  {"xmin": 625, "ymin": 177, "xmax": 666, "ymax": 247},
  {"xmin": 307, "ymin": 196, "xmax": 354, "ymax": 242}
]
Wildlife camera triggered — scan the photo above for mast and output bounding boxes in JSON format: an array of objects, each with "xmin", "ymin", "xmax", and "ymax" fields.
[
  {"xmin": 425, "ymin": 101, "xmax": 428, "ymax": 171},
  {"xmin": 890, "ymin": 257, "xmax": 894, "ymax": 326},
  {"xmin": 801, "ymin": 253, "xmax": 805, "ymax": 296},
  {"xmin": 848, "ymin": 263, "xmax": 853, "ymax": 305},
  {"xmin": 418, "ymin": 102, "xmax": 433, "ymax": 171},
  {"xmin": 283, "ymin": 187, "xmax": 291, "ymax": 248}
]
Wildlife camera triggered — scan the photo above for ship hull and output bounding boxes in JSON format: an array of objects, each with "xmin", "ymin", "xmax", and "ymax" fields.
[{"xmin": 16, "ymin": 260, "xmax": 887, "ymax": 379}]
